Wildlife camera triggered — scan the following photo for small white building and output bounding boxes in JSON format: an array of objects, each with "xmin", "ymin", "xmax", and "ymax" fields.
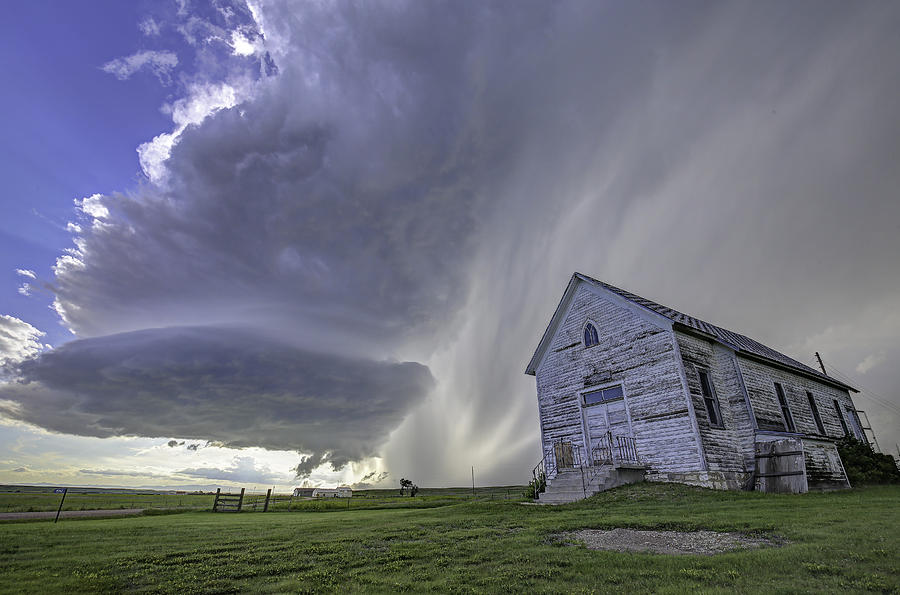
[{"xmin": 312, "ymin": 486, "xmax": 352, "ymax": 498}]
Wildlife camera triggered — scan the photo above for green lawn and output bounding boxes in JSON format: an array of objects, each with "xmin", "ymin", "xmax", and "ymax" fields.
[
  {"xmin": 1, "ymin": 483, "xmax": 898, "ymax": 593},
  {"xmin": 0, "ymin": 491, "xmax": 215, "ymax": 513},
  {"xmin": 0, "ymin": 486, "xmax": 523, "ymax": 513}
]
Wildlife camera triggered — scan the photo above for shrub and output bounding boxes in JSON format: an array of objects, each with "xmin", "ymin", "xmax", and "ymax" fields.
[
  {"xmin": 836, "ymin": 437, "xmax": 900, "ymax": 485},
  {"xmin": 524, "ymin": 472, "xmax": 546, "ymax": 499}
]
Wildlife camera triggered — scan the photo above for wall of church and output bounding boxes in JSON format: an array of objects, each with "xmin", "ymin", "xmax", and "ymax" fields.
[
  {"xmin": 675, "ymin": 331, "xmax": 756, "ymax": 486},
  {"xmin": 534, "ymin": 285, "xmax": 703, "ymax": 475},
  {"xmin": 737, "ymin": 357, "xmax": 859, "ymax": 440}
]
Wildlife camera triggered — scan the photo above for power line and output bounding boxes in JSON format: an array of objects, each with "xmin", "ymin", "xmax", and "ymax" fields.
[
  {"xmin": 818, "ymin": 357, "xmax": 900, "ymax": 416},
  {"xmin": 804, "ymin": 360, "xmax": 900, "ymax": 413},
  {"xmin": 807, "ymin": 355, "xmax": 900, "ymax": 415}
]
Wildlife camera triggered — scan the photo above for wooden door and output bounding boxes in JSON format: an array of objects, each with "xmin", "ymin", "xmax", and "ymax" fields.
[
  {"xmin": 582, "ymin": 386, "xmax": 633, "ymax": 464},
  {"xmin": 553, "ymin": 441, "xmax": 575, "ymax": 468}
]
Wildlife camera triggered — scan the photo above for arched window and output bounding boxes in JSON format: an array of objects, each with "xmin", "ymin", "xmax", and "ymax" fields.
[{"xmin": 583, "ymin": 323, "xmax": 599, "ymax": 347}]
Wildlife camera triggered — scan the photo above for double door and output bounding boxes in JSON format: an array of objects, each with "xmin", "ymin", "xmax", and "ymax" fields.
[{"xmin": 582, "ymin": 395, "xmax": 633, "ymax": 462}]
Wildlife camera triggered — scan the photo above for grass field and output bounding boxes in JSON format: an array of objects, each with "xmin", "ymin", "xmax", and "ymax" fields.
[
  {"xmin": 0, "ymin": 486, "xmax": 523, "ymax": 513},
  {"xmin": 0, "ymin": 490, "xmax": 215, "ymax": 513},
  {"xmin": 1, "ymin": 483, "xmax": 898, "ymax": 593}
]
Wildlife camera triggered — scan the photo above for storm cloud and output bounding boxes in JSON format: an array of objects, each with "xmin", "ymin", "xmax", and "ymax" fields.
[
  {"xmin": 0, "ymin": 326, "xmax": 433, "ymax": 472},
  {"xmin": 3, "ymin": 1, "xmax": 898, "ymax": 484}
]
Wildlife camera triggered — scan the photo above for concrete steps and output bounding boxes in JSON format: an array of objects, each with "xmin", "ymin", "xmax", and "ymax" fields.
[{"xmin": 536, "ymin": 466, "xmax": 645, "ymax": 504}]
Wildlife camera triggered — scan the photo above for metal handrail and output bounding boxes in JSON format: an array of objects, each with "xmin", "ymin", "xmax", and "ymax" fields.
[
  {"xmin": 613, "ymin": 434, "xmax": 641, "ymax": 465},
  {"xmin": 531, "ymin": 434, "xmax": 642, "ymax": 499}
]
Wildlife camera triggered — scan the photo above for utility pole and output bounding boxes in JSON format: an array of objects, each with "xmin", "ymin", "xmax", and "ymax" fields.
[
  {"xmin": 815, "ymin": 352, "xmax": 827, "ymax": 375},
  {"xmin": 471, "ymin": 466, "xmax": 475, "ymax": 496}
]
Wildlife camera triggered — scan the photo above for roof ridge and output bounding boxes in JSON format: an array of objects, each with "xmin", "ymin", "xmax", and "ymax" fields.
[{"xmin": 574, "ymin": 272, "xmax": 854, "ymax": 391}]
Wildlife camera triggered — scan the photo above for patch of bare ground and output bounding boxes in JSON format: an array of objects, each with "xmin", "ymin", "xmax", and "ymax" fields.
[
  {"xmin": 0, "ymin": 509, "xmax": 145, "ymax": 522},
  {"xmin": 563, "ymin": 528, "xmax": 785, "ymax": 555}
]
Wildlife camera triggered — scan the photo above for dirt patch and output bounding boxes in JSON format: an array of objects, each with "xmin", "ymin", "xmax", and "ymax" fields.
[
  {"xmin": 566, "ymin": 528, "xmax": 783, "ymax": 555},
  {"xmin": 0, "ymin": 508, "xmax": 145, "ymax": 522}
]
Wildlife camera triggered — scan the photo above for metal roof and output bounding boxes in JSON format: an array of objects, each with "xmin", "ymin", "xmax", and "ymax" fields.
[{"xmin": 527, "ymin": 272, "xmax": 856, "ymax": 392}]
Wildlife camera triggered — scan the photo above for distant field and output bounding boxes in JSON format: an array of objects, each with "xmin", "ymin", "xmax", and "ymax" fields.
[
  {"xmin": 0, "ymin": 485, "xmax": 524, "ymax": 513},
  {"xmin": 0, "ymin": 489, "xmax": 215, "ymax": 513},
  {"xmin": 1, "ymin": 483, "xmax": 898, "ymax": 593}
]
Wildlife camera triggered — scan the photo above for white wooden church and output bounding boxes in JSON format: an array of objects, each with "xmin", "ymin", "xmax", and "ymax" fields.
[{"xmin": 526, "ymin": 273, "xmax": 866, "ymax": 503}]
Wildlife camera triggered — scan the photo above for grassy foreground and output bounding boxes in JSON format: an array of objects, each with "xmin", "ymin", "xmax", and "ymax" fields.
[
  {"xmin": 1, "ymin": 483, "xmax": 898, "ymax": 593},
  {"xmin": 0, "ymin": 486, "xmax": 523, "ymax": 513}
]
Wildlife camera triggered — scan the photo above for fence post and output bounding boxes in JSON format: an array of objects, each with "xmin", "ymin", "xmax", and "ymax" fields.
[
  {"xmin": 212, "ymin": 488, "xmax": 221, "ymax": 513},
  {"xmin": 264, "ymin": 488, "xmax": 271, "ymax": 512},
  {"xmin": 54, "ymin": 488, "xmax": 68, "ymax": 523},
  {"xmin": 237, "ymin": 487, "xmax": 245, "ymax": 512}
]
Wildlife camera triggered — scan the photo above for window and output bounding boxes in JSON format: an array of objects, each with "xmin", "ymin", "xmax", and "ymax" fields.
[
  {"xmin": 698, "ymin": 370, "xmax": 724, "ymax": 428},
  {"xmin": 807, "ymin": 391, "xmax": 825, "ymax": 435},
  {"xmin": 845, "ymin": 405, "xmax": 864, "ymax": 440},
  {"xmin": 583, "ymin": 323, "xmax": 599, "ymax": 348},
  {"xmin": 774, "ymin": 383, "xmax": 796, "ymax": 432},
  {"xmin": 833, "ymin": 399, "xmax": 849, "ymax": 436},
  {"xmin": 583, "ymin": 384, "xmax": 624, "ymax": 406}
]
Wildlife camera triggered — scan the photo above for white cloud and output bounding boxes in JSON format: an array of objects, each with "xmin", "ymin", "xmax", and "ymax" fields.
[
  {"xmin": 17, "ymin": 284, "xmax": 31, "ymax": 297},
  {"xmin": 856, "ymin": 352, "xmax": 886, "ymax": 375},
  {"xmin": 230, "ymin": 30, "xmax": 257, "ymax": 56},
  {"xmin": 75, "ymin": 194, "xmax": 108, "ymax": 219},
  {"xmin": 15, "ymin": 269, "xmax": 36, "ymax": 279},
  {"xmin": 178, "ymin": 456, "xmax": 280, "ymax": 484},
  {"xmin": 138, "ymin": 16, "xmax": 161, "ymax": 37},
  {"xmin": 101, "ymin": 50, "xmax": 178, "ymax": 84},
  {"xmin": 0, "ymin": 315, "xmax": 45, "ymax": 366},
  {"xmin": 137, "ymin": 82, "xmax": 243, "ymax": 184}
]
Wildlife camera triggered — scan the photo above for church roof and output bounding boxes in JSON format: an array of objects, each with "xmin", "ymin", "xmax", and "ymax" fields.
[{"xmin": 526, "ymin": 272, "xmax": 856, "ymax": 393}]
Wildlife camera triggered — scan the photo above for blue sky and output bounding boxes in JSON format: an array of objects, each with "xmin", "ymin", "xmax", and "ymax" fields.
[
  {"xmin": 0, "ymin": 1, "xmax": 898, "ymax": 490},
  {"xmin": 1, "ymin": 1, "xmax": 172, "ymax": 345}
]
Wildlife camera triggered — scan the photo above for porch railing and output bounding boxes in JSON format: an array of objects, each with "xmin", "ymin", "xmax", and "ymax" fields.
[{"xmin": 531, "ymin": 433, "xmax": 642, "ymax": 498}]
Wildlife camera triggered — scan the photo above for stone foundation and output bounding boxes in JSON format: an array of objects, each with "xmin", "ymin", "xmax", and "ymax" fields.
[{"xmin": 645, "ymin": 470, "xmax": 752, "ymax": 491}]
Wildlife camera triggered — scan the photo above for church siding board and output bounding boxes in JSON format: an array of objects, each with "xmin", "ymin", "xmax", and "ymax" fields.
[
  {"xmin": 674, "ymin": 331, "xmax": 755, "ymax": 476},
  {"xmin": 737, "ymin": 357, "xmax": 856, "ymax": 440},
  {"xmin": 535, "ymin": 286, "xmax": 701, "ymax": 474}
]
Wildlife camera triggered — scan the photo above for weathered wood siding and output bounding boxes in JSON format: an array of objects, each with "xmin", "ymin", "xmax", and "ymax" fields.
[
  {"xmin": 674, "ymin": 332, "xmax": 755, "ymax": 476},
  {"xmin": 535, "ymin": 286, "xmax": 702, "ymax": 473},
  {"xmin": 802, "ymin": 438, "xmax": 850, "ymax": 490},
  {"xmin": 737, "ymin": 357, "xmax": 857, "ymax": 440}
]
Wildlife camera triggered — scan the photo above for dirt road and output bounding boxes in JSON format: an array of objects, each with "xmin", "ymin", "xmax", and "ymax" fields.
[{"xmin": 0, "ymin": 508, "xmax": 144, "ymax": 521}]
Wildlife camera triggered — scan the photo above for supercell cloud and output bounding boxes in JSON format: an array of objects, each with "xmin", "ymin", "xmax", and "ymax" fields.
[
  {"xmin": 0, "ymin": 327, "xmax": 432, "ymax": 472},
  {"xmin": 2, "ymin": 1, "xmax": 899, "ymax": 483}
]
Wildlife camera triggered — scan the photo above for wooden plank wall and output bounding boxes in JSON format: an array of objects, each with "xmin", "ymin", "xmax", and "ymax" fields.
[
  {"xmin": 535, "ymin": 286, "xmax": 702, "ymax": 474},
  {"xmin": 737, "ymin": 358, "xmax": 857, "ymax": 440}
]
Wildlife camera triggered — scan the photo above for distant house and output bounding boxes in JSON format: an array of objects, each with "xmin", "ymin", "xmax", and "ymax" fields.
[
  {"xmin": 292, "ymin": 487, "xmax": 315, "ymax": 497},
  {"xmin": 311, "ymin": 486, "xmax": 352, "ymax": 498},
  {"xmin": 526, "ymin": 273, "xmax": 870, "ymax": 502}
]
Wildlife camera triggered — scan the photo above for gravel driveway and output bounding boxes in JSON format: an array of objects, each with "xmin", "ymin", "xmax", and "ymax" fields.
[{"xmin": 567, "ymin": 528, "xmax": 782, "ymax": 555}]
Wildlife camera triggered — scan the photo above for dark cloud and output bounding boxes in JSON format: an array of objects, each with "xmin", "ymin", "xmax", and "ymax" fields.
[
  {"xmin": 0, "ymin": 326, "xmax": 433, "ymax": 472},
  {"xmin": 351, "ymin": 471, "xmax": 390, "ymax": 490},
  {"xmin": 6, "ymin": 0, "xmax": 895, "ymax": 485}
]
